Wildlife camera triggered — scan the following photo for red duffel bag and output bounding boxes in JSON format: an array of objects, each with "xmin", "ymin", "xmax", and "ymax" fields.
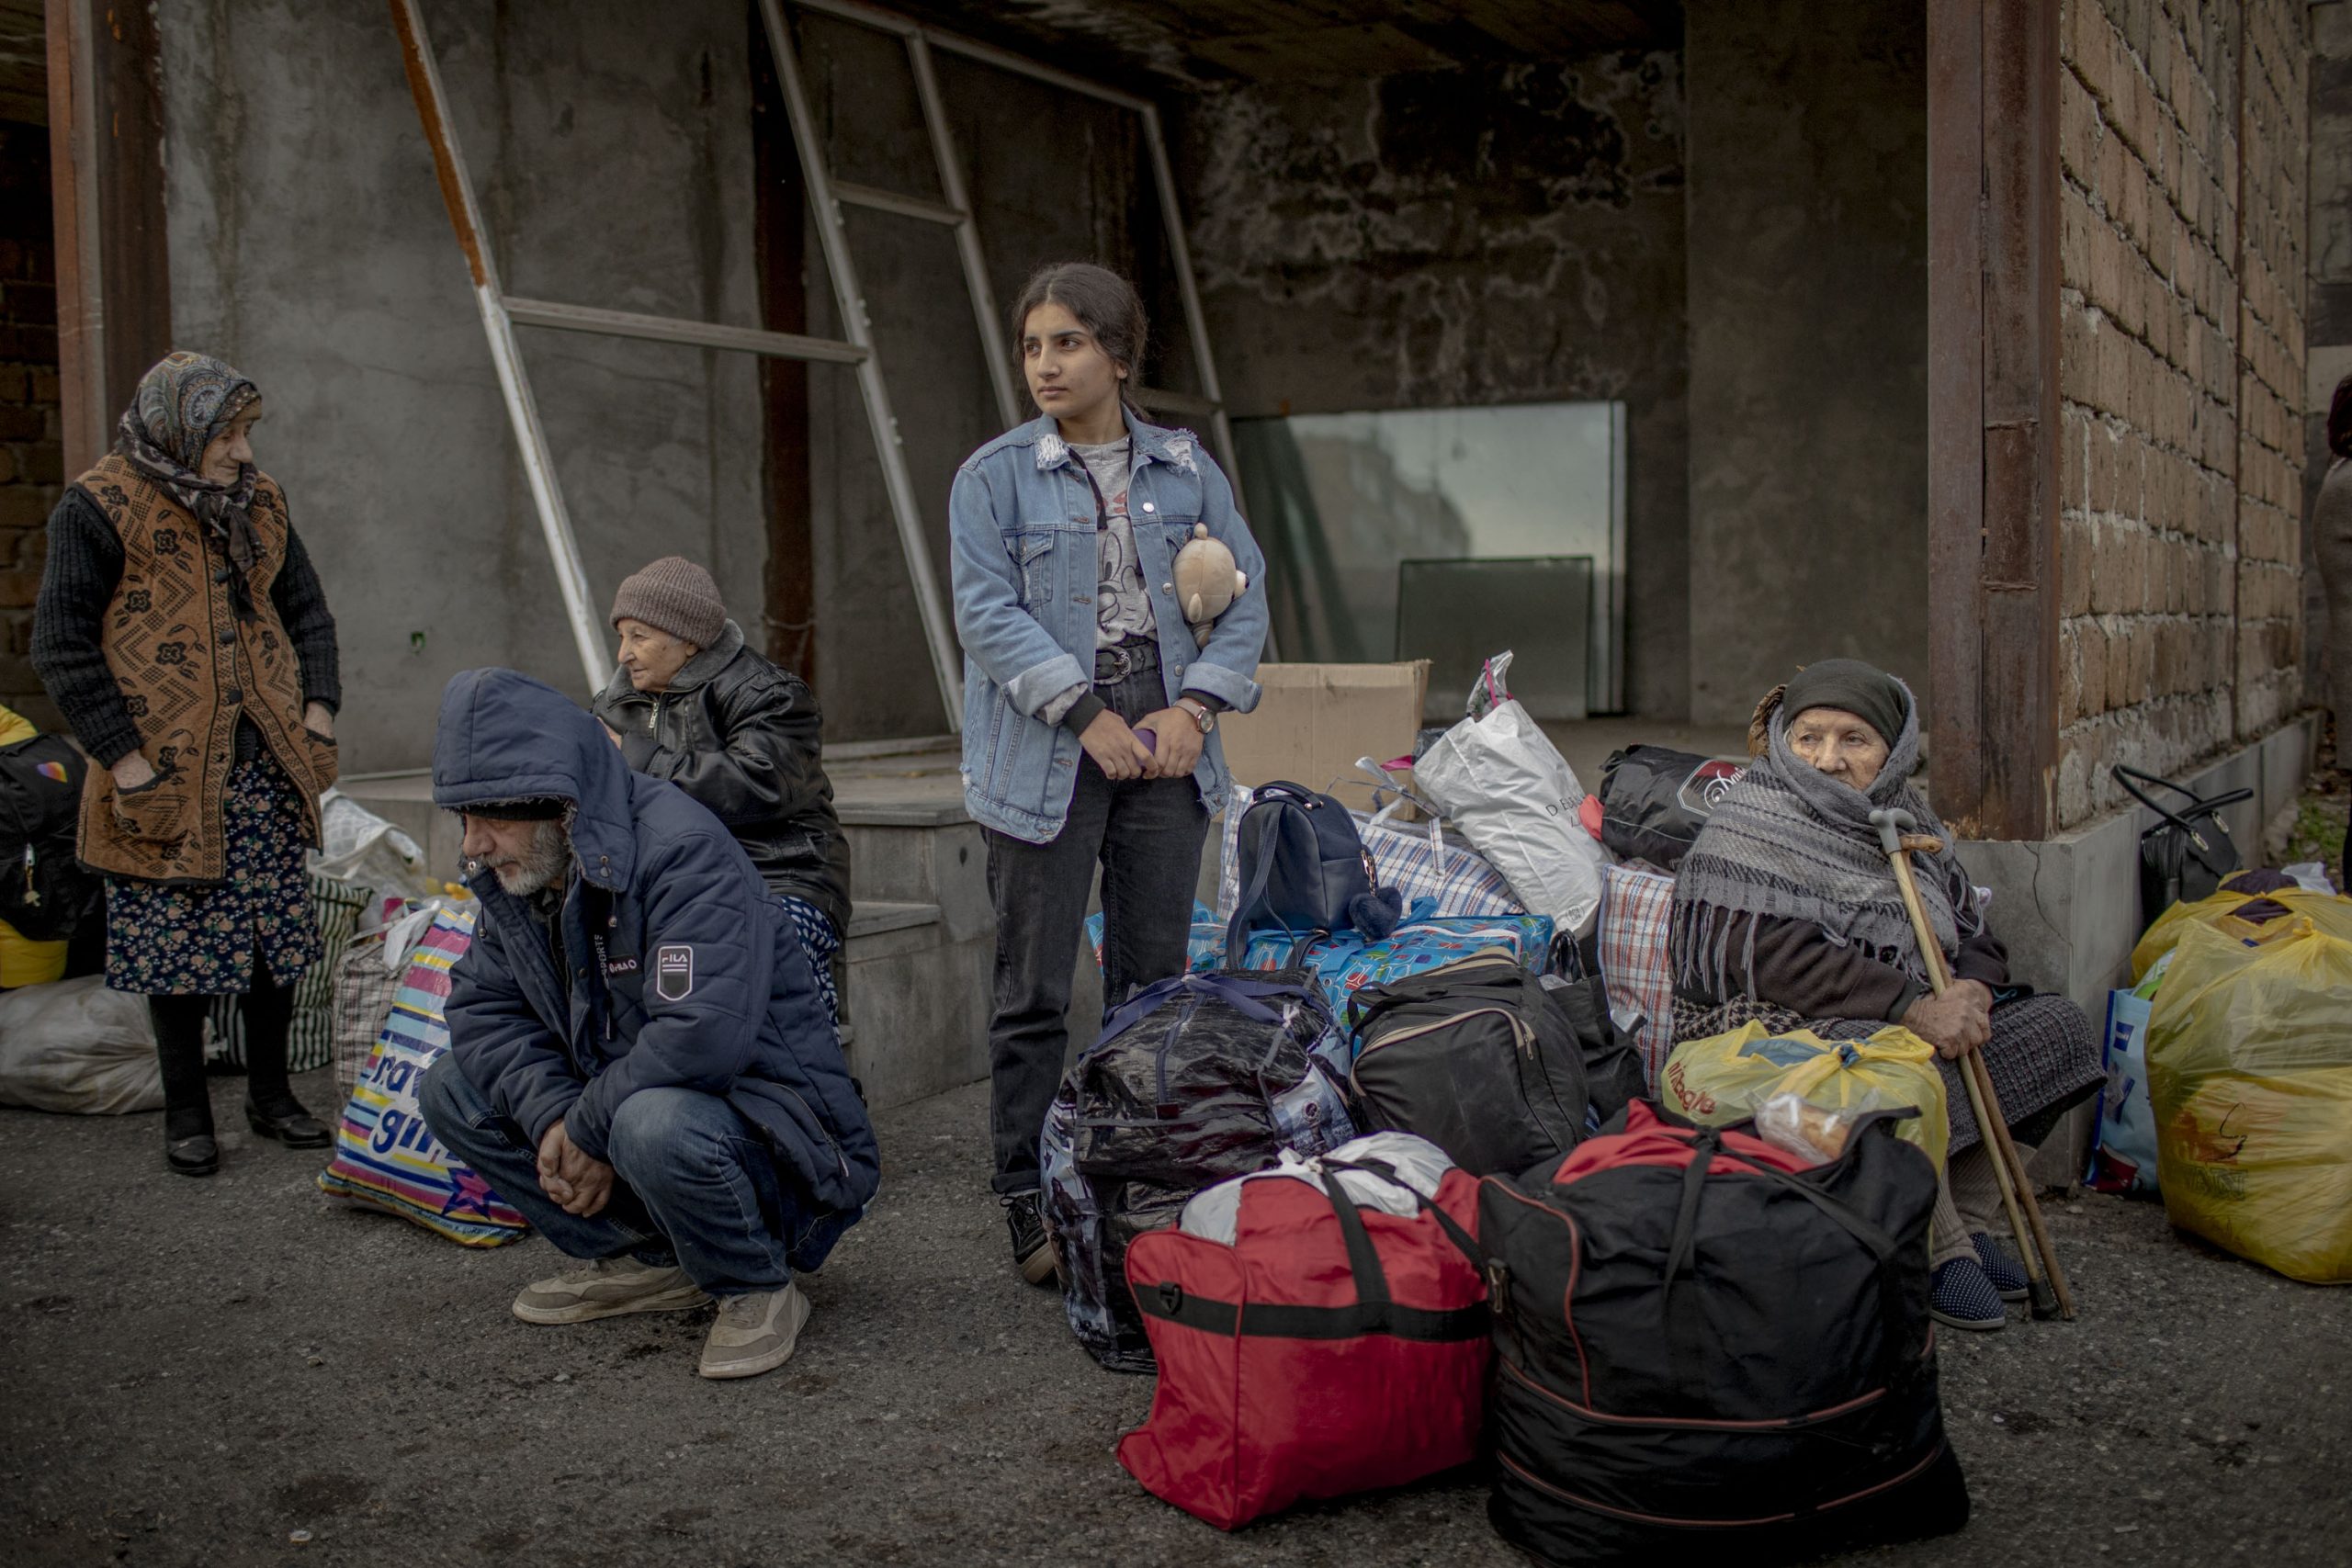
[{"xmin": 1116, "ymin": 1133, "xmax": 1489, "ymax": 1529}]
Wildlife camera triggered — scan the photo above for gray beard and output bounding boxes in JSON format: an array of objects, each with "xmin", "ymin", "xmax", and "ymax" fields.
[{"xmin": 492, "ymin": 818, "xmax": 572, "ymax": 897}]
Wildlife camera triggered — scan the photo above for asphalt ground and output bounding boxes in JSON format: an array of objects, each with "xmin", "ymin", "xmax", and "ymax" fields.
[{"xmin": 5, "ymin": 1069, "xmax": 2349, "ymax": 1568}]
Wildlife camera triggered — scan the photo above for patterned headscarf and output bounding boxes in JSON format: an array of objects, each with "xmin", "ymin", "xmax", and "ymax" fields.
[{"xmin": 114, "ymin": 352, "xmax": 263, "ymax": 611}]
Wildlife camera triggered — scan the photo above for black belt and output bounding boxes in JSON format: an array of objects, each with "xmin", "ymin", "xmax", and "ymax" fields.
[{"xmin": 1094, "ymin": 638, "xmax": 1159, "ymax": 682}]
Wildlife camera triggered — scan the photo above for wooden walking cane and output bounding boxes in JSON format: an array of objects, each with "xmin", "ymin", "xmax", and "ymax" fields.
[{"xmin": 1869, "ymin": 808, "xmax": 2077, "ymax": 1321}]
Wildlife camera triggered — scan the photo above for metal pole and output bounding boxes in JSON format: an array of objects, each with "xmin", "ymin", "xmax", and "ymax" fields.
[
  {"xmin": 760, "ymin": 0, "xmax": 964, "ymax": 729},
  {"xmin": 1139, "ymin": 105, "xmax": 1242, "ymax": 491},
  {"xmin": 49, "ymin": 0, "xmax": 110, "ymax": 468},
  {"xmin": 1137, "ymin": 103, "xmax": 1266, "ymax": 652},
  {"xmin": 907, "ymin": 31, "xmax": 1022, "ymax": 431},
  {"xmin": 387, "ymin": 0, "xmax": 607, "ymax": 692}
]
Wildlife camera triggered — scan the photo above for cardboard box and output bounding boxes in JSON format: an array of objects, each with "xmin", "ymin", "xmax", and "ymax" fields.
[{"xmin": 1218, "ymin": 661, "xmax": 1431, "ymax": 802}]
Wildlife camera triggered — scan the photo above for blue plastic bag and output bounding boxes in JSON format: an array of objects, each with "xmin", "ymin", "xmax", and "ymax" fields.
[{"xmin": 2086, "ymin": 987, "xmax": 2158, "ymax": 1195}]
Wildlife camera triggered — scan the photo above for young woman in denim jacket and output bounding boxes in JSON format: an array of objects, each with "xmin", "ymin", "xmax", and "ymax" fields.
[{"xmin": 949, "ymin": 263, "xmax": 1268, "ymax": 1282}]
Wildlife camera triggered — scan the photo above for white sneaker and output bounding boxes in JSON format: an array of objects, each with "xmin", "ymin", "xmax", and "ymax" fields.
[
  {"xmin": 510, "ymin": 1256, "xmax": 709, "ymax": 1325},
  {"xmin": 698, "ymin": 1283, "xmax": 812, "ymax": 1380}
]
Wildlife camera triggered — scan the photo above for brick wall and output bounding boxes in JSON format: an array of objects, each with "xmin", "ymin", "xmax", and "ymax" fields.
[
  {"xmin": 2055, "ymin": 0, "xmax": 2309, "ymax": 827},
  {"xmin": 0, "ymin": 118, "xmax": 58, "ymax": 731}
]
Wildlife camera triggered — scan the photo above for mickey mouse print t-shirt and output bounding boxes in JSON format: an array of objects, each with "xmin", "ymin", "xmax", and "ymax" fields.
[{"xmin": 1070, "ymin": 437, "xmax": 1157, "ymax": 649}]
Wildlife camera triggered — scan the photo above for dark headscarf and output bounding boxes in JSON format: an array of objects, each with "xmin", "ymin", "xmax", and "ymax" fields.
[
  {"xmin": 1781, "ymin": 657, "xmax": 1908, "ymax": 749},
  {"xmin": 114, "ymin": 352, "xmax": 263, "ymax": 615}
]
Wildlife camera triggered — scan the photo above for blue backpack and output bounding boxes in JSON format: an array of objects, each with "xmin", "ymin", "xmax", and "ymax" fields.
[{"xmin": 1224, "ymin": 782, "xmax": 1401, "ymax": 968}]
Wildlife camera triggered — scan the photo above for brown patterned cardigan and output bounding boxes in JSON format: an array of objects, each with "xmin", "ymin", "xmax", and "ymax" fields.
[{"xmin": 31, "ymin": 455, "xmax": 340, "ymax": 885}]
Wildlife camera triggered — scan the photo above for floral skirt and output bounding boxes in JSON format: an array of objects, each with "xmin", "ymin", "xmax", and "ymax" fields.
[{"xmin": 106, "ymin": 754, "xmax": 321, "ymax": 996}]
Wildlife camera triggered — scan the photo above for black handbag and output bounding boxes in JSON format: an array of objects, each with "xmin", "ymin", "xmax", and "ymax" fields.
[{"xmin": 2113, "ymin": 764, "xmax": 2251, "ymax": 930}]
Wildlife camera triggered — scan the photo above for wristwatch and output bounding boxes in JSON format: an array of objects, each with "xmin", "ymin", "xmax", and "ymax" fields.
[{"xmin": 1175, "ymin": 697, "xmax": 1216, "ymax": 734}]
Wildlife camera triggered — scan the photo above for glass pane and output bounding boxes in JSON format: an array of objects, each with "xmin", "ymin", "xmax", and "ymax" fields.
[
  {"xmin": 1230, "ymin": 402, "xmax": 1625, "ymax": 711},
  {"xmin": 1397, "ymin": 558, "xmax": 1593, "ymax": 722}
]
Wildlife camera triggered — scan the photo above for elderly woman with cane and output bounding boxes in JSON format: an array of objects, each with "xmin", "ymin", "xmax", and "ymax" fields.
[
  {"xmin": 32, "ymin": 351, "xmax": 343, "ymax": 1177},
  {"xmin": 1668, "ymin": 659, "xmax": 2103, "ymax": 1332}
]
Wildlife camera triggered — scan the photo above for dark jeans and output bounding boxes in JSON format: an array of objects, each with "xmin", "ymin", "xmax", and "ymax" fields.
[
  {"xmin": 984, "ymin": 665, "xmax": 1208, "ymax": 1195},
  {"xmin": 418, "ymin": 1056, "xmax": 846, "ymax": 1295}
]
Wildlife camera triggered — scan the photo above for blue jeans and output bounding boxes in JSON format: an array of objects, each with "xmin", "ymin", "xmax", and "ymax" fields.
[{"xmin": 419, "ymin": 1055, "xmax": 846, "ymax": 1295}]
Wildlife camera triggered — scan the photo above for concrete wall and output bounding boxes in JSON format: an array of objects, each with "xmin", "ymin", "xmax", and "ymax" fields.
[
  {"xmin": 156, "ymin": 0, "xmax": 769, "ymax": 772},
  {"xmin": 2054, "ymin": 0, "xmax": 2310, "ymax": 826},
  {"xmin": 1175, "ymin": 51, "xmax": 1691, "ymax": 719},
  {"xmin": 1683, "ymin": 0, "xmax": 1929, "ymax": 728}
]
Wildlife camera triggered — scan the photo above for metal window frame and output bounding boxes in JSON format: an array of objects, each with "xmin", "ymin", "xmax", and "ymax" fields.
[{"xmin": 390, "ymin": 0, "xmax": 1239, "ymax": 721}]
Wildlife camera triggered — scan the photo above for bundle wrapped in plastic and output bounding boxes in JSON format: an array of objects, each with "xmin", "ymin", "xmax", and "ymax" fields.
[
  {"xmin": 2146, "ymin": 915, "xmax": 2352, "ymax": 1284},
  {"xmin": 1662, "ymin": 1021, "xmax": 1950, "ymax": 1172}
]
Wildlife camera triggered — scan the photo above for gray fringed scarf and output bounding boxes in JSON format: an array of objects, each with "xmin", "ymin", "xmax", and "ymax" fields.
[{"xmin": 1670, "ymin": 673, "xmax": 1980, "ymax": 1001}]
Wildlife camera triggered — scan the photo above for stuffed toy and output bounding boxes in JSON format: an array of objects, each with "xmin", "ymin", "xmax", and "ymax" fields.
[{"xmin": 1171, "ymin": 524, "xmax": 1248, "ymax": 648}]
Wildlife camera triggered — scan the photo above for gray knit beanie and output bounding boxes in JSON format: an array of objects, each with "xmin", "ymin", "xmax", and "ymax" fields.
[{"xmin": 611, "ymin": 556, "xmax": 725, "ymax": 649}]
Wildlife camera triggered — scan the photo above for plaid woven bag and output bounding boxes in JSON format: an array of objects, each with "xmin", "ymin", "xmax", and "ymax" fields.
[{"xmin": 1598, "ymin": 861, "xmax": 1678, "ymax": 1089}]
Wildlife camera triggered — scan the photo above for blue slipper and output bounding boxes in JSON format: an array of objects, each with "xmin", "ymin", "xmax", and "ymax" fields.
[
  {"xmin": 1931, "ymin": 1258, "xmax": 2007, "ymax": 1331},
  {"xmin": 1972, "ymin": 1232, "xmax": 2030, "ymax": 1303}
]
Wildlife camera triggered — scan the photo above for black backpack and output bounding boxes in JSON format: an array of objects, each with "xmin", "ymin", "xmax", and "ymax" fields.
[
  {"xmin": 1345, "ymin": 952, "xmax": 1607, "ymax": 1177},
  {"xmin": 2113, "ymin": 763, "xmax": 2249, "ymax": 931},
  {"xmin": 1478, "ymin": 1102, "xmax": 1967, "ymax": 1565},
  {"xmin": 0, "ymin": 731, "xmax": 100, "ymax": 943},
  {"xmin": 1225, "ymin": 782, "xmax": 1392, "ymax": 968},
  {"xmin": 1039, "ymin": 972, "xmax": 1361, "ymax": 1372}
]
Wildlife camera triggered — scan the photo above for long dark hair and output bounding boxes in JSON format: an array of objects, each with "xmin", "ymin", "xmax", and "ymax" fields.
[
  {"xmin": 2330, "ymin": 374, "xmax": 2352, "ymax": 459},
  {"xmin": 1007, "ymin": 262, "xmax": 1148, "ymax": 415}
]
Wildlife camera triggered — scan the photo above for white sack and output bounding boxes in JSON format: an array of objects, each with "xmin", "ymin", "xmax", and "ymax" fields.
[
  {"xmin": 1413, "ymin": 697, "xmax": 1608, "ymax": 937},
  {"xmin": 0, "ymin": 976, "xmax": 162, "ymax": 1114},
  {"xmin": 310, "ymin": 788, "xmax": 434, "ymax": 904}
]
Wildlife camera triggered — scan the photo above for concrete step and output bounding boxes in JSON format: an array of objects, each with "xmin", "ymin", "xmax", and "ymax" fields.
[{"xmin": 847, "ymin": 899, "xmax": 942, "ymax": 940}]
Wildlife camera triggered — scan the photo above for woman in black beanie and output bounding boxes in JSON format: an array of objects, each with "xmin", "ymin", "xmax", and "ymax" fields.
[{"xmin": 591, "ymin": 557, "xmax": 851, "ymax": 1034}]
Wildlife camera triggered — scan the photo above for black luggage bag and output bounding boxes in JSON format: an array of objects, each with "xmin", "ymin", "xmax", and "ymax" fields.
[
  {"xmin": 1478, "ymin": 1101, "xmax": 1968, "ymax": 1565},
  {"xmin": 1346, "ymin": 952, "xmax": 1605, "ymax": 1176}
]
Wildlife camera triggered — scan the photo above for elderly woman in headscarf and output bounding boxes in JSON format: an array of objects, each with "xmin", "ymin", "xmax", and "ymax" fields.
[
  {"xmin": 1668, "ymin": 658, "xmax": 2102, "ymax": 1333},
  {"xmin": 32, "ymin": 352, "xmax": 343, "ymax": 1178}
]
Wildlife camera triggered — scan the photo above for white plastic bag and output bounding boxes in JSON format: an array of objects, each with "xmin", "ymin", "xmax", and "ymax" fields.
[
  {"xmin": 0, "ymin": 976, "xmax": 162, "ymax": 1114},
  {"xmin": 310, "ymin": 788, "xmax": 434, "ymax": 904},
  {"xmin": 1411, "ymin": 653, "xmax": 1609, "ymax": 937}
]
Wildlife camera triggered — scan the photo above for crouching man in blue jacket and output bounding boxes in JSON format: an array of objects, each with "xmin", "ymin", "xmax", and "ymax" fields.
[{"xmin": 418, "ymin": 669, "xmax": 879, "ymax": 1381}]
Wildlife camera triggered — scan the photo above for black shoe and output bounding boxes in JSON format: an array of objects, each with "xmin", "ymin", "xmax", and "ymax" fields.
[
  {"xmin": 1002, "ymin": 1190, "xmax": 1057, "ymax": 1287},
  {"xmin": 244, "ymin": 1096, "xmax": 332, "ymax": 1149},
  {"xmin": 166, "ymin": 1132, "xmax": 220, "ymax": 1177}
]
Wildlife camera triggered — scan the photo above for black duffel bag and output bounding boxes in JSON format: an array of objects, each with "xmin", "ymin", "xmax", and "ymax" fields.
[
  {"xmin": 1479, "ymin": 1102, "xmax": 1968, "ymax": 1565},
  {"xmin": 2113, "ymin": 763, "xmax": 2250, "ymax": 931},
  {"xmin": 1346, "ymin": 951, "xmax": 1602, "ymax": 1176},
  {"xmin": 1596, "ymin": 745, "xmax": 1744, "ymax": 873}
]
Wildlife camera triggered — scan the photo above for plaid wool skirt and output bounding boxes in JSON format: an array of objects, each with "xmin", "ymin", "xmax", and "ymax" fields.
[
  {"xmin": 1669, "ymin": 989, "xmax": 2103, "ymax": 1156},
  {"xmin": 105, "ymin": 753, "xmax": 321, "ymax": 996}
]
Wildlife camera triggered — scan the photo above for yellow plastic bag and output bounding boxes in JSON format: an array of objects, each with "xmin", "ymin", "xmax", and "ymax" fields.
[
  {"xmin": 2131, "ymin": 887, "xmax": 2352, "ymax": 984},
  {"xmin": 1661, "ymin": 1022, "xmax": 1951, "ymax": 1172},
  {"xmin": 0, "ymin": 919, "xmax": 66, "ymax": 989},
  {"xmin": 2145, "ymin": 916, "xmax": 2352, "ymax": 1284}
]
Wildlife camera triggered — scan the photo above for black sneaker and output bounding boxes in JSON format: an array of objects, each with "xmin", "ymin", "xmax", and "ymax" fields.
[{"xmin": 1001, "ymin": 1190, "xmax": 1057, "ymax": 1287}]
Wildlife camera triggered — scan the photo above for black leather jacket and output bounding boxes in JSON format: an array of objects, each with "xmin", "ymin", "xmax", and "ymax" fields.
[{"xmin": 592, "ymin": 621, "xmax": 851, "ymax": 937}]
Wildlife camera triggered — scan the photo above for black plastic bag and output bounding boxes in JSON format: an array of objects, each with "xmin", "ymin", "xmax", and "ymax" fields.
[
  {"xmin": 1041, "ymin": 973, "xmax": 1360, "ymax": 1372},
  {"xmin": 1598, "ymin": 745, "xmax": 1744, "ymax": 872}
]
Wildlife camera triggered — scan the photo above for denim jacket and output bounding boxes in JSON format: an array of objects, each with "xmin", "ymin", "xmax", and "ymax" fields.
[{"xmin": 950, "ymin": 411, "xmax": 1268, "ymax": 843}]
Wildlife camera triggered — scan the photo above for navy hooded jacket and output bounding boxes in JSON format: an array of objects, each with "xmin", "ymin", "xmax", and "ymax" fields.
[{"xmin": 432, "ymin": 668, "xmax": 878, "ymax": 1218}]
